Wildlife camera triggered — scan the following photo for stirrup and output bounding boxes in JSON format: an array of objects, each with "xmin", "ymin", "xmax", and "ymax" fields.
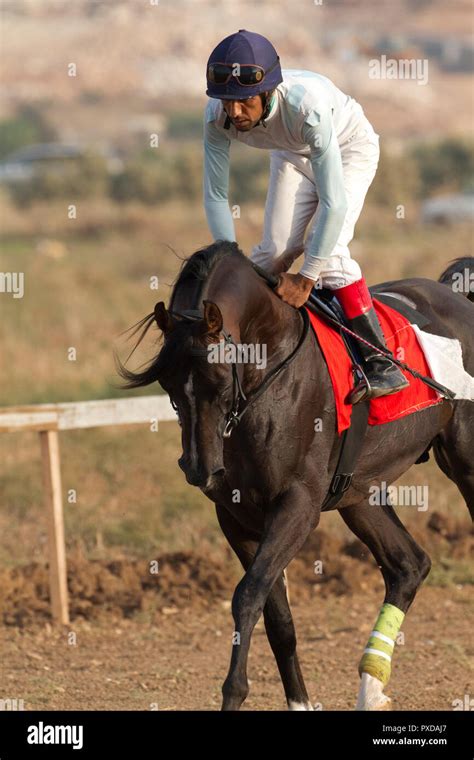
[{"xmin": 347, "ymin": 364, "xmax": 371, "ymax": 405}]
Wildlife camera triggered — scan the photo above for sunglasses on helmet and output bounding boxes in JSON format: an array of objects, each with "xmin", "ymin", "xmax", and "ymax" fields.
[{"xmin": 207, "ymin": 58, "xmax": 279, "ymax": 86}]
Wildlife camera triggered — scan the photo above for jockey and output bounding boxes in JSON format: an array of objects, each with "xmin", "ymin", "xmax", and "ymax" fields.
[{"xmin": 203, "ymin": 29, "xmax": 409, "ymax": 404}]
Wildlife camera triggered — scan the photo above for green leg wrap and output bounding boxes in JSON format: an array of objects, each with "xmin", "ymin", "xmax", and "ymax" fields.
[{"xmin": 358, "ymin": 603, "xmax": 405, "ymax": 687}]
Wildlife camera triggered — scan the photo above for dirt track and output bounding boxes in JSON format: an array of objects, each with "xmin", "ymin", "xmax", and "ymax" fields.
[
  {"xmin": 1, "ymin": 586, "xmax": 472, "ymax": 711},
  {"xmin": 1, "ymin": 514, "xmax": 472, "ymax": 711}
]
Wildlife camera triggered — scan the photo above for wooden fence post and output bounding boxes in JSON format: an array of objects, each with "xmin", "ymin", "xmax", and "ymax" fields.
[
  {"xmin": 0, "ymin": 395, "xmax": 177, "ymax": 623},
  {"xmin": 39, "ymin": 429, "xmax": 69, "ymax": 625}
]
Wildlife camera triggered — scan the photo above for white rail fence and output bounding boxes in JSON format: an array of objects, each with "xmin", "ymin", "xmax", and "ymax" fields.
[{"xmin": 0, "ymin": 396, "xmax": 177, "ymax": 626}]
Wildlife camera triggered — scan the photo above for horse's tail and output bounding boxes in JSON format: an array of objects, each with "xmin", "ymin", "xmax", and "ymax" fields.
[{"xmin": 438, "ymin": 257, "xmax": 474, "ymax": 302}]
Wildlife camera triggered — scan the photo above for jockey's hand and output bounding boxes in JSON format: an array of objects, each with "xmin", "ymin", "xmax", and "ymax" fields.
[{"xmin": 275, "ymin": 272, "xmax": 315, "ymax": 308}]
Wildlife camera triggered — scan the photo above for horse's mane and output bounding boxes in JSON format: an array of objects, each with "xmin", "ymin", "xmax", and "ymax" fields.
[
  {"xmin": 169, "ymin": 240, "xmax": 246, "ymax": 309},
  {"xmin": 116, "ymin": 240, "xmax": 248, "ymax": 389}
]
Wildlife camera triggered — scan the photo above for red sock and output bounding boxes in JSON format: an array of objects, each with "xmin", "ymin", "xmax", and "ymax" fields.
[{"xmin": 334, "ymin": 278, "xmax": 373, "ymax": 319}]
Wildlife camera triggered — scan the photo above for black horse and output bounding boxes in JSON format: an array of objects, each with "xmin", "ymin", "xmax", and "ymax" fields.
[{"xmin": 119, "ymin": 244, "xmax": 473, "ymax": 710}]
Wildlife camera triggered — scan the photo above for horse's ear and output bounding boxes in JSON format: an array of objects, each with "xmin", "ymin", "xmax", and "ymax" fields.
[
  {"xmin": 154, "ymin": 302, "xmax": 172, "ymax": 333},
  {"xmin": 202, "ymin": 300, "xmax": 223, "ymax": 335}
]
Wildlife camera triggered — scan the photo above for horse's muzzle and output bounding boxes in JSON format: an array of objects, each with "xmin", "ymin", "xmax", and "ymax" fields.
[{"xmin": 178, "ymin": 457, "xmax": 225, "ymax": 489}]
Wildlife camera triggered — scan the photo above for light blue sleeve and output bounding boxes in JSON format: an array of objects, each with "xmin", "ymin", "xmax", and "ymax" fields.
[
  {"xmin": 299, "ymin": 109, "xmax": 348, "ymax": 280},
  {"xmin": 203, "ymin": 113, "xmax": 236, "ymax": 243}
]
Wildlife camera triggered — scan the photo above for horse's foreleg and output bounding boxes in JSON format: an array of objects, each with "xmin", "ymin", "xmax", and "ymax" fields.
[
  {"xmin": 219, "ymin": 484, "xmax": 318, "ymax": 711},
  {"xmin": 263, "ymin": 573, "xmax": 314, "ymax": 710},
  {"xmin": 216, "ymin": 504, "xmax": 312, "ymax": 710},
  {"xmin": 339, "ymin": 499, "xmax": 431, "ymax": 711}
]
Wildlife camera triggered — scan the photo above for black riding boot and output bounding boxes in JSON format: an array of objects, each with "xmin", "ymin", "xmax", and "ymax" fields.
[{"xmin": 347, "ymin": 307, "xmax": 410, "ymax": 404}]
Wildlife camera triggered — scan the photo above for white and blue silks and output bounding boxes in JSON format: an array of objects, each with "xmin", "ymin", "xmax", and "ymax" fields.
[{"xmin": 203, "ymin": 69, "xmax": 380, "ymax": 287}]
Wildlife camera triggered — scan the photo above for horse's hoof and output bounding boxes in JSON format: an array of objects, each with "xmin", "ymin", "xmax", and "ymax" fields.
[
  {"xmin": 288, "ymin": 700, "xmax": 314, "ymax": 711},
  {"xmin": 373, "ymin": 695, "xmax": 392, "ymax": 711},
  {"xmin": 357, "ymin": 695, "xmax": 392, "ymax": 711},
  {"xmin": 356, "ymin": 673, "xmax": 393, "ymax": 711}
]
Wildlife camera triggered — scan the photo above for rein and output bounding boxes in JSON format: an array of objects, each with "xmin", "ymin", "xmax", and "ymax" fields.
[{"xmin": 168, "ymin": 306, "xmax": 310, "ymax": 438}]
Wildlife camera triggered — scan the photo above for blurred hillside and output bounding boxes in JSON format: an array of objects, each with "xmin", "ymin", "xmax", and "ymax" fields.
[{"xmin": 0, "ymin": 0, "xmax": 473, "ymax": 145}]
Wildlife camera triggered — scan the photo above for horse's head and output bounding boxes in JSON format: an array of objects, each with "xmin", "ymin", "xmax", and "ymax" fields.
[
  {"xmin": 118, "ymin": 241, "xmax": 293, "ymax": 492},
  {"xmin": 152, "ymin": 298, "xmax": 233, "ymax": 489}
]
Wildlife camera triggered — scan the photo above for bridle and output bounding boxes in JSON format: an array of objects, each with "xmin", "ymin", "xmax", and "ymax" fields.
[{"xmin": 168, "ymin": 306, "xmax": 310, "ymax": 438}]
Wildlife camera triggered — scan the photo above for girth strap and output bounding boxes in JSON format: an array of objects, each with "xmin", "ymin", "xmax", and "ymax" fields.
[{"xmin": 320, "ymin": 399, "xmax": 370, "ymax": 511}]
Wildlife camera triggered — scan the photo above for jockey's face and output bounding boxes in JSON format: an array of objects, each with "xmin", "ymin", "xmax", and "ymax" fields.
[{"xmin": 222, "ymin": 95, "xmax": 264, "ymax": 131}]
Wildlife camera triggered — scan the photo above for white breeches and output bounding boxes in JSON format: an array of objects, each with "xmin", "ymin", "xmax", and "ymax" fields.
[{"xmin": 250, "ymin": 121, "xmax": 380, "ymax": 289}]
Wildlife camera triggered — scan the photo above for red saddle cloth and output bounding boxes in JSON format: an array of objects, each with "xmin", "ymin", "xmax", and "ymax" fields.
[{"xmin": 305, "ymin": 299, "xmax": 444, "ymax": 434}]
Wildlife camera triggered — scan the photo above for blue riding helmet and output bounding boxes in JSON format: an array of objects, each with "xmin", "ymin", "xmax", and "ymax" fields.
[{"xmin": 206, "ymin": 29, "xmax": 283, "ymax": 101}]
